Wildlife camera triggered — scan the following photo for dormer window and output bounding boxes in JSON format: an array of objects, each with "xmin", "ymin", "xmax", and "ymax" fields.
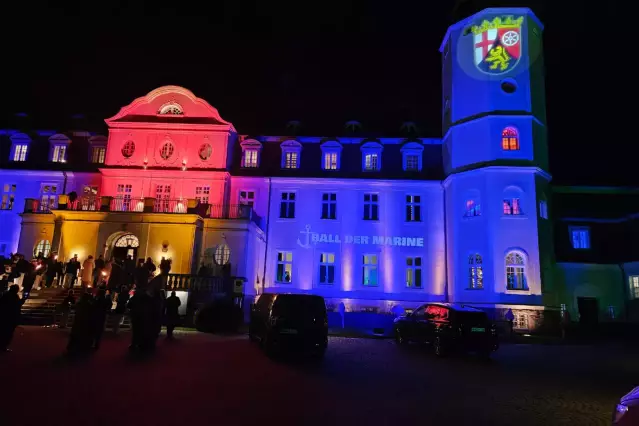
[
  {"xmin": 240, "ymin": 139, "xmax": 262, "ymax": 169},
  {"xmin": 321, "ymin": 140, "xmax": 342, "ymax": 171},
  {"xmin": 49, "ymin": 134, "xmax": 71, "ymax": 163},
  {"xmin": 9, "ymin": 133, "xmax": 31, "ymax": 162},
  {"xmin": 280, "ymin": 140, "xmax": 302, "ymax": 169},
  {"xmin": 88, "ymin": 135, "xmax": 107, "ymax": 164},
  {"xmin": 401, "ymin": 142, "xmax": 424, "ymax": 172},
  {"xmin": 158, "ymin": 102, "xmax": 183, "ymax": 115},
  {"xmin": 360, "ymin": 141, "xmax": 383, "ymax": 172}
]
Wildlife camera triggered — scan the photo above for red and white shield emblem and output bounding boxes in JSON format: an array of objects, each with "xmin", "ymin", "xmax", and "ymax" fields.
[{"xmin": 473, "ymin": 27, "xmax": 521, "ymax": 67}]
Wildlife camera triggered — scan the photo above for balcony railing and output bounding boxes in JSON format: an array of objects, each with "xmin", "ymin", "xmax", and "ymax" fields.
[{"xmin": 165, "ymin": 274, "xmax": 231, "ymax": 293}]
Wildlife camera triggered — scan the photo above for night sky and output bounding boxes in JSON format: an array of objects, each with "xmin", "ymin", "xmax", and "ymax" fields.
[{"xmin": 1, "ymin": 1, "xmax": 631, "ymax": 186}]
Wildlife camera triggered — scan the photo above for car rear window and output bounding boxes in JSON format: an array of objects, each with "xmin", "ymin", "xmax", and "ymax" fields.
[{"xmin": 272, "ymin": 295, "xmax": 326, "ymax": 317}]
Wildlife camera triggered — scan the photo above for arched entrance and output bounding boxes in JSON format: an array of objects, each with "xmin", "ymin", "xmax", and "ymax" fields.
[{"xmin": 105, "ymin": 232, "xmax": 140, "ymax": 261}]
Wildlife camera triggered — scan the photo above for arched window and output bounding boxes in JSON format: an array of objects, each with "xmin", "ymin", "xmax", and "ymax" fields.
[
  {"xmin": 501, "ymin": 127, "xmax": 519, "ymax": 151},
  {"xmin": 503, "ymin": 186, "xmax": 524, "ymax": 216},
  {"xmin": 199, "ymin": 143, "xmax": 212, "ymax": 160},
  {"xmin": 160, "ymin": 142, "xmax": 174, "ymax": 160},
  {"xmin": 505, "ymin": 251, "xmax": 526, "ymax": 290},
  {"xmin": 464, "ymin": 190, "xmax": 481, "ymax": 217},
  {"xmin": 114, "ymin": 234, "xmax": 139, "ymax": 248},
  {"xmin": 158, "ymin": 102, "xmax": 183, "ymax": 115},
  {"xmin": 468, "ymin": 254, "xmax": 483, "ymax": 289},
  {"xmin": 33, "ymin": 240, "xmax": 51, "ymax": 258},
  {"xmin": 214, "ymin": 244, "xmax": 230, "ymax": 265},
  {"xmin": 122, "ymin": 141, "xmax": 135, "ymax": 158}
]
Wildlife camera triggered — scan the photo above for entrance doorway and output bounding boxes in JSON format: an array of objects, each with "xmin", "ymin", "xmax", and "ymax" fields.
[
  {"xmin": 577, "ymin": 297, "xmax": 599, "ymax": 327},
  {"xmin": 111, "ymin": 233, "xmax": 140, "ymax": 261}
]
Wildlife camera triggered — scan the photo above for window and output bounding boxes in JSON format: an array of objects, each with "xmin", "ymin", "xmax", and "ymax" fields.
[
  {"xmin": 514, "ymin": 313, "xmax": 528, "ymax": 329},
  {"xmin": 506, "ymin": 251, "xmax": 527, "ymax": 290},
  {"xmin": 158, "ymin": 102, "xmax": 183, "ymax": 115},
  {"xmin": 539, "ymin": 200, "xmax": 548, "ymax": 219},
  {"xmin": 406, "ymin": 257, "xmax": 422, "ymax": 288},
  {"xmin": 91, "ymin": 146, "xmax": 106, "ymax": 164},
  {"xmin": 199, "ymin": 143, "xmax": 212, "ymax": 160},
  {"xmin": 319, "ymin": 253, "xmax": 335, "ymax": 285},
  {"xmin": 239, "ymin": 191, "xmax": 255, "ymax": 207},
  {"xmin": 279, "ymin": 192, "xmax": 296, "ymax": 219},
  {"xmin": 324, "ymin": 152, "xmax": 338, "ymax": 170},
  {"xmin": 1, "ymin": 184, "xmax": 16, "ymax": 210},
  {"xmin": 503, "ymin": 198, "xmax": 522, "ymax": 215},
  {"xmin": 362, "ymin": 254, "xmax": 378, "ymax": 286},
  {"xmin": 242, "ymin": 149, "xmax": 259, "ymax": 168},
  {"xmin": 276, "ymin": 251, "xmax": 293, "ymax": 283},
  {"xmin": 155, "ymin": 185, "xmax": 171, "ymax": 212},
  {"xmin": 284, "ymin": 152, "xmax": 298, "ymax": 169},
  {"xmin": 401, "ymin": 142, "xmax": 424, "ymax": 172},
  {"xmin": 13, "ymin": 144, "xmax": 28, "ymax": 162},
  {"xmin": 83, "ymin": 186, "xmax": 98, "ymax": 195},
  {"xmin": 405, "ymin": 155, "xmax": 419, "ymax": 171},
  {"xmin": 501, "ymin": 127, "xmax": 519, "ymax": 150},
  {"xmin": 465, "ymin": 199, "xmax": 481, "ymax": 217},
  {"xmin": 321, "ymin": 141, "xmax": 342, "ymax": 171},
  {"xmin": 33, "ymin": 240, "xmax": 51, "ymax": 258},
  {"xmin": 570, "ymin": 227, "xmax": 590, "ymax": 249},
  {"xmin": 195, "ymin": 186, "xmax": 210, "ymax": 204},
  {"xmin": 468, "ymin": 254, "xmax": 483, "ymax": 289},
  {"xmin": 160, "ymin": 142, "xmax": 174, "ymax": 160},
  {"xmin": 122, "ymin": 141, "xmax": 135, "ymax": 158},
  {"xmin": 321, "ymin": 193, "xmax": 337, "ymax": 220},
  {"xmin": 406, "ymin": 195, "xmax": 421, "ymax": 222},
  {"xmin": 214, "ymin": 244, "xmax": 230, "ymax": 265},
  {"xmin": 52, "ymin": 145, "xmax": 67, "ymax": 163},
  {"xmin": 116, "ymin": 184, "xmax": 133, "ymax": 211},
  {"xmin": 364, "ymin": 153, "xmax": 379, "ymax": 171},
  {"xmin": 40, "ymin": 184, "xmax": 58, "ymax": 211},
  {"xmin": 363, "ymin": 193, "xmax": 379, "ymax": 221},
  {"xmin": 630, "ymin": 276, "xmax": 639, "ymax": 299}
]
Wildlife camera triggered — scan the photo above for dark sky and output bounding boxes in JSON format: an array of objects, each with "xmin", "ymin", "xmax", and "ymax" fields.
[{"xmin": 1, "ymin": 1, "xmax": 632, "ymax": 186}]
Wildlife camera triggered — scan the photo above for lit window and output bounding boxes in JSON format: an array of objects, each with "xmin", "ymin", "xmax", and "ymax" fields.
[
  {"xmin": 284, "ymin": 151, "xmax": 298, "ymax": 169},
  {"xmin": 115, "ymin": 184, "xmax": 133, "ymax": 211},
  {"xmin": 33, "ymin": 240, "xmax": 51, "ymax": 258},
  {"xmin": 280, "ymin": 140, "xmax": 302, "ymax": 169},
  {"xmin": 468, "ymin": 254, "xmax": 483, "ymax": 289},
  {"xmin": 122, "ymin": 141, "xmax": 135, "ymax": 158},
  {"xmin": 363, "ymin": 193, "xmax": 379, "ymax": 221},
  {"xmin": 158, "ymin": 103, "xmax": 183, "ymax": 115},
  {"xmin": 570, "ymin": 227, "xmax": 590, "ymax": 249},
  {"xmin": 279, "ymin": 192, "xmax": 296, "ymax": 219},
  {"xmin": 214, "ymin": 244, "xmax": 230, "ymax": 265},
  {"xmin": 406, "ymin": 257, "xmax": 422, "ymax": 288},
  {"xmin": 199, "ymin": 143, "xmax": 212, "ymax": 160},
  {"xmin": 155, "ymin": 185, "xmax": 171, "ymax": 212},
  {"xmin": 13, "ymin": 144, "xmax": 28, "ymax": 162},
  {"xmin": 52, "ymin": 145, "xmax": 67, "ymax": 163},
  {"xmin": 160, "ymin": 142, "xmax": 174, "ymax": 160},
  {"xmin": 321, "ymin": 193, "xmax": 337, "ymax": 220},
  {"xmin": 630, "ymin": 276, "xmax": 639, "ymax": 299},
  {"xmin": 91, "ymin": 146, "xmax": 106, "ymax": 164},
  {"xmin": 364, "ymin": 153, "xmax": 379, "ymax": 171},
  {"xmin": 405, "ymin": 154, "xmax": 419, "ymax": 171},
  {"xmin": 242, "ymin": 149, "xmax": 259, "ymax": 168},
  {"xmin": 324, "ymin": 152, "xmax": 338, "ymax": 170},
  {"xmin": 465, "ymin": 199, "xmax": 481, "ymax": 217},
  {"xmin": 506, "ymin": 252, "xmax": 526, "ymax": 290},
  {"xmin": 276, "ymin": 251, "xmax": 293, "ymax": 283},
  {"xmin": 361, "ymin": 142, "xmax": 383, "ymax": 172},
  {"xmin": 195, "ymin": 186, "xmax": 210, "ymax": 204},
  {"xmin": 539, "ymin": 200, "xmax": 548, "ymax": 219},
  {"xmin": 362, "ymin": 254, "xmax": 378, "ymax": 286},
  {"xmin": 503, "ymin": 198, "xmax": 522, "ymax": 215},
  {"xmin": 239, "ymin": 190, "xmax": 255, "ymax": 207},
  {"xmin": 319, "ymin": 253, "xmax": 335, "ymax": 285},
  {"xmin": 40, "ymin": 184, "xmax": 58, "ymax": 211},
  {"xmin": 1, "ymin": 184, "xmax": 16, "ymax": 210},
  {"xmin": 406, "ymin": 195, "xmax": 421, "ymax": 222},
  {"xmin": 501, "ymin": 127, "xmax": 519, "ymax": 151}
]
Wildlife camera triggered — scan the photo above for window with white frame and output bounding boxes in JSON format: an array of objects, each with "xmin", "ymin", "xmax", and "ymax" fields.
[
  {"xmin": 91, "ymin": 146, "xmax": 106, "ymax": 164},
  {"xmin": 13, "ymin": 144, "xmax": 28, "ymax": 162},
  {"xmin": 115, "ymin": 184, "xmax": 133, "ymax": 211},
  {"xmin": 81, "ymin": 186, "xmax": 99, "ymax": 210},
  {"xmin": 630, "ymin": 276, "xmax": 639, "ymax": 299},
  {"xmin": 195, "ymin": 186, "xmax": 210, "ymax": 204},
  {"xmin": 362, "ymin": 254, "xmax": 378, "ymax": 286},
  {"xmin": 279, "ymin": 192, "xmax": 296, "ymax": 219},
  {"xmin": 284, "ymin": 152, "xmax": 298, "ymax": 169},
  {"xmin": 321, "ymin": 141, "xmax": 342, "ymax": 171},
  {"xmin": 570, "ymin": 227, "xmax": 590, "ymax": 249},
  {"xmin": 406, "ymin": 257, "xmax": 422, "ymax": 288},
  {"xmin": 505, "ymin": 251, "xmax": 527, "ymax": 290},
  {"xmin": 214, "ymin": 244, "xmax": 230, "ymax": 265},
  {"xmin": 155, "ymin": 185, "xmax": 171, "ymax": 212},
  {"xmin": 321, "ymin": 193, "xmax": 337, "ymax": 220},
  {"xmin": 9, "ymin": 133, "xmax": 31, "ymax": 162},
  {"xmin": 1, "ymin": 184, "xmax": 16, "ymax": 210},
  {"xmin": 34, "ymin": 240, "xmax": 51, "ymax": 258},
  {"xmin": 503, "ymin": 198, "xmax": 522, "ymax": 215},
  {"xmin": 468, "ymin": 254, "xmax": 483, "ymax": 289},
  {"xmin": 401, "ymin": 142, "xmax": 424, "ymax": 172},
  {"xmin": 240, "ymin": 139, "xmax": 262, "ymax": 168},
  {"xmin": 539, "ymin": 200, "xmax": 548, "ymax": 219},
  {"xmin": 280, "ymin": 140, "xmax": 302, "ymax": 169},
  {"xmin": 319, "ymin": 253, "xmax": 335, "ymax": 285},
  {"xmin": 52, "ymin": 145, "xmax": 67, "ymax": 163},
  {"xmin": 363, "ymin": 193, "xmax": 379, "ymax": 221},
  {"xmin": 276, "ymin": 251, "xmax": 293, "ymax": 283},
  {"xmin": 360, "ymin": 141, "xmax": 383, "ymax": 172},
  {"xmin": 405, "ymin": 195, "xmax": 421, "ymax": 222},
  {"xmin": 514, "ymin": 313, "xmax": 528, "ymax": 329},
  {"xmin": 465, "ymin": 199, "xmax": 481, "ymax": 217},
  {"xmin": 324, "ymin": 152, "xmax": 338, "ymax": 170},
  {"xmin": 40, "ymin": 184, "xmax": 58, "ymax": 211},
  {"xmin": 239, "ymin": 190, "xmax": 255, "ymax": 207}
]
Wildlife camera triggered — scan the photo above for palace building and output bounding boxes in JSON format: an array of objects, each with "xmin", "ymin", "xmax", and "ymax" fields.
[{"xmin": 2, "ymin": 8, "xmax": 638, "ymax": 330}]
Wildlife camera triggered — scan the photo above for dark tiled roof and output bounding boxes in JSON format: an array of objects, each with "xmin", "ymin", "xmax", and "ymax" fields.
[{"xmin": 552, "ymin": 190, "xmax": 639, "ymax": 220}]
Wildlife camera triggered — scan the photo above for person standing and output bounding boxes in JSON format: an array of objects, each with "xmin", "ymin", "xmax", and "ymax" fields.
[
  {"xmin": 93, "ymin": 255, "xmax": 105, "ymax": 287},
  {"xmin": 57, "ymin": 290, "xmax": 75, "ymax": 329},
  {"xmin": 165, "ymin": 291, "xmax": 181, "ymax": 340},
  {"xmin": 0, "ymin": 285, "xmax": 26, "ymax": 352},
  {"xmin": 112, "ymin": 285, "xmax": 129, "ymax": 335},
  {"xmin": 66, "ymin": 293, "xmax": 93, "ymax": 355},
  {"xmin": 91, "ymin": 288, "xmax": 111, "ymax": 350},
  {"xmin": 65, "ymin": 255, "xmax": 81, "ymax": 289},
  {"xmin": 505, "ymin": 308, "xmax": 515, "ymax": 338},
  {"xmin": 81, "ymin": 256, "xmax": 95, "ymax": 289},
  {"xmin": 44, "ymin": 253, "xmax": 56, "ymax": 288}
]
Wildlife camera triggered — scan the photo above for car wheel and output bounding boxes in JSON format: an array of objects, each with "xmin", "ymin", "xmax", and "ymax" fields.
[
  {"xmin": 395, "ymin": 328, "xmax": 408, "ymax": 345},
  {"xmin": 434, "ymin": 336, "xmax": 446, "ymax": 357}
]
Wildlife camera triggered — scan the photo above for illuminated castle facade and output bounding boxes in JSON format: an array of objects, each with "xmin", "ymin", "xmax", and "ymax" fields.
[{"xmin": 2, "ymin": 8, "xmax": 633, "ymax": 328}]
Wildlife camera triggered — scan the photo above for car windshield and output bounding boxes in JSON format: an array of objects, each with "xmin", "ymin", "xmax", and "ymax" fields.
[{"xmin": 272, "ymin": 295, "xmax": 326, "ymax": 318}]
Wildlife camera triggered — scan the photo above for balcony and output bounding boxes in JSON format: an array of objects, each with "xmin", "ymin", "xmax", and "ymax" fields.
[{"xmin": 23, "ymin": 196, "xmax": 261, "ymax": 225}]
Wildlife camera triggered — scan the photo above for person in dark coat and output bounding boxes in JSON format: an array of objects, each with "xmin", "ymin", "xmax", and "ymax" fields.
[
  {"xmin": 144, "ymin": 258, "xmax": 156, "ymax": 276},
  {"xmin": 93, "ymin": 255, "xmax": 105, "ymax": 287},
  {"xmin": 127, "ymin": 289, "xmax": 153, "ymax": 353},
  {"xmin": 57, "ymin": 289, "xmax": 75, "ymax": 329},
  {"xmin": 0, "ymin": 285, "xmax": 26, "ymax": 352},
  {"xmin": 112, "ymin": 285, "xmax": 129, "ymax": 335},
  {"xmin": 165, "ymin": 291, "xmax": 181, "ymax": 340},
  {"xmin": 44, "ymin": 253, "xmax": 56, "ymax": 288},
  {"xmin": 20, "ymin": 260, "xmax": 37, "ymax": 296},
  {"xmin": 91, "ymin": 288, "xmax": 111, "ymax": 350},
  {"xmin": 65, "ymin": 255, "xmax": 81, "ymax": 289},
  {"xmin": 107, "ymin": 259, "xmax": 126, "ymax": 293},
  {"xmin": 134, "ymin": 259, "xmax": 149, "ymax": 291},
  {"xmin": 66, "ymin": 292, "xmax": 94, "ymax": 355},
  {"xmin": 124, "ymin": 255, "xmax": 136, "ymax": 287}
]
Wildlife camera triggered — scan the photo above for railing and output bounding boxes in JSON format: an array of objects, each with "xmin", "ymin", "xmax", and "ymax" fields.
[
  {"xmin": 23, "ymin": 199, "xmax": 58, "ymax": 214},
  {"xmin": 165, "ymin": 274, "xmax": 229, "ymax": 293}
]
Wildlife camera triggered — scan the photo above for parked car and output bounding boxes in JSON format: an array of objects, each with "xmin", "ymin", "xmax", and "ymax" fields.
[
  {"xmin": 393, "ymin": 303, "xmax": 498, "ymax": 357},
  {"xmin": 249, "ymin": 293, "xmax": 328, "ymax": 357},
  {"xmin": 612, "ymin": 386, "xmax": 639, "ymax": 425}
]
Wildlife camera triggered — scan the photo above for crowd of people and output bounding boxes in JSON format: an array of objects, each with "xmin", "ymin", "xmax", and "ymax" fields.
[{"xmin": 0, "ymin": 252, "xmax": 181, "ymax": 354}]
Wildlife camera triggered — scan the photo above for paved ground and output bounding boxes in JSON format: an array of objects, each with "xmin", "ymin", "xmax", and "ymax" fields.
[{"xmin": 0, "ymin": 327, "xmax": 635, "ymax": 426}]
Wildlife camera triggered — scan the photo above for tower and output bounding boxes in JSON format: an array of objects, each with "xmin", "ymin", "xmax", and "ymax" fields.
[{"xmin": 441, "ymin": 8, "xmax": 554, "ymax": 322}]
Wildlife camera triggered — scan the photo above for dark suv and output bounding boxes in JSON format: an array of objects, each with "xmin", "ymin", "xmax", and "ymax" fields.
[
  {"xmin": 249, "ymin": 293, "xmax": 328, "ymax": 357},
  {"xmin": 393, "ymin": 303, "xmax": 498, "ymax": 357}
]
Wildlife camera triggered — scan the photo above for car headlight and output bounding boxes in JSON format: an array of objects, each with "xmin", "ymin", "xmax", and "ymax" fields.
[{"xmin": 614, "ymin": 404, "xmax": 628, "ymax": 423}]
